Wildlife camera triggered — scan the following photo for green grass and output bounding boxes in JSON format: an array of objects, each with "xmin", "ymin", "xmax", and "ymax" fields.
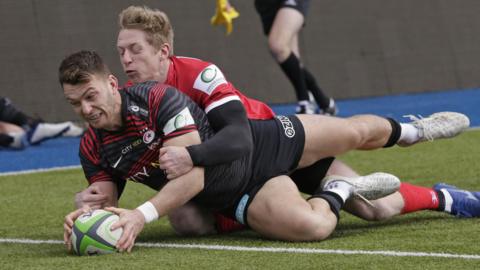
[{"xmin": 1, "ymin": 130, "xmax": 480, "ymax": 269}]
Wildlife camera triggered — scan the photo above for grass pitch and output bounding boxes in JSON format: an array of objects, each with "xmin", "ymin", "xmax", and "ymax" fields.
[{"xmin": 1, "ymin": 130, "xmax": 480, "ymax": 269}]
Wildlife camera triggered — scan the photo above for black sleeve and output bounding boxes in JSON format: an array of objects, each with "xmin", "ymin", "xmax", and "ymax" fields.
[{"xmin": 186, "ymin": 101, "xmax": 253, "ymax": 166}]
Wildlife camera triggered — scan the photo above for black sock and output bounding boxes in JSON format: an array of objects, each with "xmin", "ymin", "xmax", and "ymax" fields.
[
  {"xmin": 279, "ymin": 53, "xmax": 309, "ymax": 101},
  {"xmin": 383, "ymin": 117, "xmax": 402, "ymax": 148},
  {"xmin": 435, "ymin": 190, "xmax": 446, "ymax": 212},
  {"xmin": 307, "ymin": 191, "xmax": 344, "ymax": 220},
  {"xmin": 0, "ymin": 97, "xmax": 37, "ymax": 128},
  {"xmin": 303, "ymin": 68, "xmax": 331, "ymax": 109},
  {"xmin": 0, "ymin": 134, "xmax": 14, "ymax": 147},
  {"xmin": 290, "ymin": 157, "xmax": 335, "ymax": 194}
]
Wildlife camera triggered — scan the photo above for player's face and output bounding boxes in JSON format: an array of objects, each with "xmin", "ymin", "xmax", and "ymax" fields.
[
  {"xmin": 63, "ymin": 74, "xmax": 122, "ymax": 131},
  {"xmin": 117, "ymin": 29, "xmax": 164, "ymax": 84}
]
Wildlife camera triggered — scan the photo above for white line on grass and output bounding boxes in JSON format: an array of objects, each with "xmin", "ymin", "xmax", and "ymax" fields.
[
  {"xmin": 0, "ymin": 165, "xmax": 81, "ymax": 177},
  {"xmin": 1, "ymin": 238, "xmax": 479, "ymax": 260}
]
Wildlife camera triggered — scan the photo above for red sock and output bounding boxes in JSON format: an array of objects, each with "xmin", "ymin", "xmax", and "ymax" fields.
[
  {"xmin": 214, "ymin": 213, "xmax": 247, "ymax": 233},
  {"xmin": 399, "ymin": 182, "xmax": 440, "ymax": 214}
]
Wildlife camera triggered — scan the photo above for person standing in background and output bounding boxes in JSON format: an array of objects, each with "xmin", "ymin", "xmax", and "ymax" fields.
[{"xmin": 212, "ymin": 0, "xmax": 337, "ymax": 115}]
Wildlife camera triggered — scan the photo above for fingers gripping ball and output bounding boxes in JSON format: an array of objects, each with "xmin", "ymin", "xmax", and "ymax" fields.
[{"xmin": 71, "ymin": 209, "xmax": 122, "ymax": 256}]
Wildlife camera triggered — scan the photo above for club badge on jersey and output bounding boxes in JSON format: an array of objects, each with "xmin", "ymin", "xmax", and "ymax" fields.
[
  {"xmin": 193, "ymin": 64, "xmax": 227, "ymax": 95},
  {"xmin": 163, "ymin": 107, "xmax": 195, "ymax": 136}
]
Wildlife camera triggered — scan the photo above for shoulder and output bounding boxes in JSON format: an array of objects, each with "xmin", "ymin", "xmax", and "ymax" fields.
[
  {"xmin": 173, "ymin": 56, "xmax": 223, "ymax": 81},
  {"xmin": 173, "ymin": 55, "xmax": 210, "ymax": 67},
  {"xmin": 123, "ymin": 81, "xmax": 157, "ymax": 98}
]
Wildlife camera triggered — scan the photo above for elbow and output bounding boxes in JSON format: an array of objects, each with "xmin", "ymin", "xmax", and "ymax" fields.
[
  {"xmin": 231, "ymin": 131, "xmax": 253, "ymax": 158},
  {"xmin": 232, "ymin": 141, "xmax": 252, "ymax": 157}
]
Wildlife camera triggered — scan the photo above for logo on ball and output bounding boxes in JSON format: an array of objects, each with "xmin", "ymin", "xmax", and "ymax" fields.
[{"xmin": 71, "ymin": 209, "xmax": 122, "ymax": 256}]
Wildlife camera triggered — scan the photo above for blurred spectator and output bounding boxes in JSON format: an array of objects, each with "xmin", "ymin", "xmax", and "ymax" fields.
[
  {"xmin": 214, "ymin": 0, "xmax": 337, "ymax": 115},
  {"xmin": 0, "ymin": 97, "xmax": 84, "ymax": 149}
]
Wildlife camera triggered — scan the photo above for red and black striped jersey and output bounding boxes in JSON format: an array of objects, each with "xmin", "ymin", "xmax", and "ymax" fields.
[{"xmin": 79, "ymin": 81, "xmax": 251, "ymax": 210}]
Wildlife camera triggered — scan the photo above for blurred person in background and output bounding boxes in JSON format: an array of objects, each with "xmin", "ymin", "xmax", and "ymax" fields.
[
  {"xmin": 212, "ymin": 0, "xmax": 337, "ymax": 115},
  {"xmin": 0, "ymin": 96, "xmax": 84, "ymax": 149}
]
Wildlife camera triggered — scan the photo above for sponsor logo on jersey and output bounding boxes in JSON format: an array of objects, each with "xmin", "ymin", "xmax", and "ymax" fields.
[
  {"xmin": 201, "ymin": 67, "xmax": 217, "ymax": 83},
  {"xmin": 121, "ymin": 139, "xmax": 143, "ymax": 155},
  {"xmin": 163, "ymin": 107, "xmax": 195, "ymax": 136},
  {"xmin": 193, "ymin": 64, "xmax": 227, "ymax": 95},
  {"xmin": 126, "ymin": 166, "xmax": 150, "ymax": 182},
  {"xmin": 276, "ymin": 115, "xmax": 295, "ymax": 138},
  {"xmin": 174, "ymin": 114, "xmax": 187, "ymax": 129},
  {"xmin": 143, "ymin": 130, "xmax": 155, "ymax": 144},
  {"xmin": 112, "ymin": 155, "xmax": 123, "ymax": 168},
  {"xmin": 129, "ymin": 105, "xmax": 140, "ymax": 112},
  {"xmin": 128, "ymin": 105, "xmax": 149, "ymax": 117}
]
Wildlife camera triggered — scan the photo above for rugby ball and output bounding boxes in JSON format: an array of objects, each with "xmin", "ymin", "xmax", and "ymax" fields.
[{"xmin": 71, "ymin": 209, "xmax": 122, "ymax": 256}]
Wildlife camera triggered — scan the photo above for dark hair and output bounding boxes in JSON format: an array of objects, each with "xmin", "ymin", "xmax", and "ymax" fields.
[{"xmin": 58, "ymin": 50, "xmax": 111, "ymax": 85}]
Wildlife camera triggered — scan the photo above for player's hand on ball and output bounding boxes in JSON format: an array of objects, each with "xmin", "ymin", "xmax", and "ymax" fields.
[
  {"xmin": 63, "ymin": 205, "xmax": 91, "ymax": 251},
  {"xmin": 159, "ymin": 146, "xmax": 193, "ymax": 179},
  {"xmin": 106, "ymin": 207, "xmax": 145, "ymax": 253}
]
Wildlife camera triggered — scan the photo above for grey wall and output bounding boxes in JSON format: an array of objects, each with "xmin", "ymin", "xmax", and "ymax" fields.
[{"xmin": 2, "ymin": 0, "xmax": 480, "ymax": 121}]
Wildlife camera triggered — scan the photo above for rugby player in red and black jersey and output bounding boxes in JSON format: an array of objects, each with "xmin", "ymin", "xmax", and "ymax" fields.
[{"xmin": 61, "ymin": 50, "xmax": 473, "ymax": 253}]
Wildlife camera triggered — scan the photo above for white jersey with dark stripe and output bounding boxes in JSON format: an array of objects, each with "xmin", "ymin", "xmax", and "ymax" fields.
[{"xmin": 79, "ymin": 81, "xmax": 251, "ymax": 210}]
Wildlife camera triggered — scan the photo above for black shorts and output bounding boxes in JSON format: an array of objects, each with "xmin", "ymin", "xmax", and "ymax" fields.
[
  {"xmin": 254, "ymin": 0, "xmax": 311, "ymax": 35},
  {"xmin": 222, "ymin": 115, "xmax": 306, "ymax": 225}
]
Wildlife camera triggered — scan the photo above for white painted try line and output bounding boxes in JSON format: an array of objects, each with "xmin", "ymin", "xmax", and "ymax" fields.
[
  {"xmin": 0, "ymin": 165, "xmax": 81, "ymax": 177},
  {"xmin": 1, "ymin": 238, "xmax": 480, "ymax": 260}
]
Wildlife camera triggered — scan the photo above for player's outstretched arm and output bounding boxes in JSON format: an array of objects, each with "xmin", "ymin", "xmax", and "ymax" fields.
[{"xmin": 109, "ymin": 132, "xmax": 205, "ymax": 252}]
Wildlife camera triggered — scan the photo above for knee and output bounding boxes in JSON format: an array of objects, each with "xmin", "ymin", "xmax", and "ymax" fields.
[
  {"xmin": 167, "ymin": 206, "xmax": 216, "ymax": 236},
  {"xmin": 267, "ymin": 37, "xmax": 290, "ymax": 62},
  {"xmin": 288, "ymin": 212, "xmax": 336, "ymax": 241}
]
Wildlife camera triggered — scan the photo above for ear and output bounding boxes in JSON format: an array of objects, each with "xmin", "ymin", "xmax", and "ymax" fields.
[
  {"xmin": 158, "ymin": 43, "xmax": 171, "ymax": 60},
  {"xmin": 107, "ymin": 74, "xmax": 119, "ymax": 92}
]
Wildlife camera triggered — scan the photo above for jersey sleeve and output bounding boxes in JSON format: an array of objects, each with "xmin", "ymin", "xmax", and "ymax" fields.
[
  {"xmin": 148, "ymin": 84, "xmax": 199, "ymax": 142},
  {"xmin": 190, "ymin": 63, "xmax": 275, "ymax": 120},
  {"xmin": 79, "ymin": 130, "xmax": 115, "ymax": 185},
  {"xmin": 191, "ymin": 64, "xmax": 241, "ymax": 113},
  {"xmin": 186, "ymin": 100, "xmax": 253, "ymax": 166}
]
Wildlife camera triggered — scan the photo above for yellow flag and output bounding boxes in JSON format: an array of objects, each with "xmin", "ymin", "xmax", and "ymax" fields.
[{"xmin": 211, "ymin": 0, "xmax": 240, "ymax": 35}]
